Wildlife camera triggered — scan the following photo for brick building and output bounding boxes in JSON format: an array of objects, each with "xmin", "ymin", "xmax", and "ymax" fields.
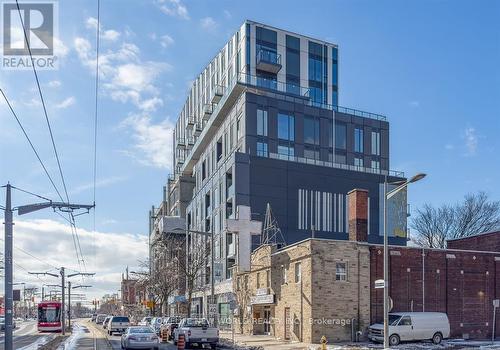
[{"xmin": 234, "ymin": 189, "xmax": 500, "ymax": 343}]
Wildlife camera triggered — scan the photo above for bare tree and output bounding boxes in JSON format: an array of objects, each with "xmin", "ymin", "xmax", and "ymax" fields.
[
  {"xmin": 175, "ymin": 233, "xmax": 210, "ymax": 317},
  {"xmin": 412, "ymin": 191, "xmax": 500, "ymax": 248}
]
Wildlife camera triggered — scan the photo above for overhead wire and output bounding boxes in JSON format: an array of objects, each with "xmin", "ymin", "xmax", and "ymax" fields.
[
  {"xmin": 0, "ymin": 89, "xmax": 64, "ymax": 202},
  {"xmin": 92, "ymin": 0, "xmax": 101, "ymax": 274},
  {"xmin": 15, "ymin": 0, "xmax": 87, "ymax": 271}
]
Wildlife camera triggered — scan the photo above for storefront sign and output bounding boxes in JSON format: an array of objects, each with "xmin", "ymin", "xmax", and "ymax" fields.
[
  {"xmin": 256, "ymin": 288, "xmax": 268, "ymax": 296},
  {"xmin": 250, "ymin": 294, "xmax": 274, "ymax": 305}
]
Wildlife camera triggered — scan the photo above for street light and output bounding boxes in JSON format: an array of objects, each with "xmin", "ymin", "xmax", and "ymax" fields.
[{"xmin": 383, "ymin": 173, "xmax": 426, "ymax": 348}]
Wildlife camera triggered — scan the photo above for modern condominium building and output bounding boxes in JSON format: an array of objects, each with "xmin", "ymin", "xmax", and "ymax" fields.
[{"xmin": 159, "ymin": 20, "xmax": 407, "ymax": 319}]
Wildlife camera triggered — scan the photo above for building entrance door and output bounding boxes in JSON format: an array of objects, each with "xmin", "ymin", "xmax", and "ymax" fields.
[{"xmin": 263, "ymin": 307, "xmax": 271, "ymax": 335}]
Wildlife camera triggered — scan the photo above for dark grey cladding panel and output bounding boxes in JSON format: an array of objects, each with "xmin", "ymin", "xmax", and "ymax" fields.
[
  {"xmin": 246, "ymin": 92, "xmax": 258, "ymax": 103},
  {"xmin": 277, "ymin": 99, "xmax": 294, "ymax": 111},
  {"xmin": 335, "ymin": 112, "xmax": 351, "ymax": 123}
]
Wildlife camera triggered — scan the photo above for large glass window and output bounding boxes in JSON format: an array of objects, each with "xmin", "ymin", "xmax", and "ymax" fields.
[
  {"xmin": 257, "ymin": 109, "xmax": 268, "ymax": 136},
  {"xmin": 257, "ymin": 142, "xmax": 268, "ymax": 157},
  {"xmin": 286, "ymin": 35, "xmax": 300, "ymax": 95},
  {"xmin": 371, "ymin": 131, "xmax": 380, "ymax": 156},
  {"xmin": 371, "ymin": 160, "xmax": 380, "ymax": 170},
  {"xmin": 354, "ymin": 157, "xmax": 364, "ymax": 168},
  {"xmin": 278, "ymin": 145, "xmax": 294, "ymax": 159},
  {"xmin": 278, "ymin": 113, "xmax": 294, "ymax": 141},
  {"xmin": 335, "ymin": 123, "xmax": 346, "ymax": 149},
  {"xmin": 335, "ymin": 153, "xmax": 346, "ymax": 164},
  {"xmin": 304, "ymin": 146, "xmax": 319, "ymax": 160},
  {"xmin": 304, "ymin": 117, "xmax": 320, "ymax": 145},
  {"xmin": 354, "ymin": 127, "xmax": 364, "ymax": 153}
]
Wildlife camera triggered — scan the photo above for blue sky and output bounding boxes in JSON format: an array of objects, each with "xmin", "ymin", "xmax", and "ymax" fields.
[{"xmin": 0, "ymin": 0, "xmax": 499, "ymax": 296}]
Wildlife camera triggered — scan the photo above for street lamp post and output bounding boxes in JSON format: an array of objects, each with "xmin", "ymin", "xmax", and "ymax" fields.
[{"xmin": 383, "ymin": 173, "xmax": 426, "ymax": 348}]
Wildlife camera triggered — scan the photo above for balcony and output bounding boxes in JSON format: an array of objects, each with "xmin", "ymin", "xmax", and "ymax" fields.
[
  {"xmin": 194, "ymin": 122, "xmax": 203, "ymax": 136},
  {"xmin": 211, "ymin": 85, "xmax": 225, "ymax": 104},
  {"xmin": 186, "ymin": 116, "xmax": 195, "ymax": 129},
  {"xmin": 176, "ymin": 138, "xmax": 185, "ymax": 148},
  {"xmin": 203, "ymin": 104, "xmax": 213, "ymax": 121},
  {"xmin": 187, "ymin": 136, "xmax": 195, "ymax": 146},
  {"xmin": 256, "ymin": 48, "xmax": 282, "ymax": 74}
]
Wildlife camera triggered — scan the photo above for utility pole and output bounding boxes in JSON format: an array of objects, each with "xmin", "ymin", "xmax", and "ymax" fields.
[
  {"xmin": 3, "ymin": 182, "xmax": 94, "ymax": 349},
  {"xmin": 67, "ymin": 280, "xmax": 70, "ymax": 331},
  {"xmin": 61, "ymin": 267, "xmax": 65, "ymax": 335},
  {"xmin": 4, "ymin": 184, "xmax": 13, "ymax": 350}
]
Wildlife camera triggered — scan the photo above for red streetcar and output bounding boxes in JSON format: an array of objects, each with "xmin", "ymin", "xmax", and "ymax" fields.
[{"xmin": 37, "ymin": 301, "xmax": 62, "ymax": 332}]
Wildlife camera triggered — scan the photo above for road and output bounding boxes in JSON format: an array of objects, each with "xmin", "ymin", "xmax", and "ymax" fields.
[{"xmin": 0, "ymin": 320, "xmax": 56, "ymax": 350}]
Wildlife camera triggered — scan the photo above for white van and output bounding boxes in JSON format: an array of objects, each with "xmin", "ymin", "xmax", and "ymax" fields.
[{"xmin": 368, "ymin": 312, "xmax": 450, "ymax": 346}]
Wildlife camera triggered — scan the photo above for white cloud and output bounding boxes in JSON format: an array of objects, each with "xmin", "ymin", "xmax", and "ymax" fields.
[
  {"xmin": 200, "ymin": 17, "xmax": 217, "ymax": 31},
  {"xmin": 47, "ymin": 80, "xmax": 61, "ymax": 88},
  {"xmin": 54, "ymin": 96, "xmax": 75, "ymax": 109},
  {"xmin": 86, "ymin": 17, "xmax": 121, "ymax": 41},
  {"xmin": 120, "ymin": 113, "xmax": 173, "ymax": 169},
  {"xmin": 158, "ymin": 0, "xmax": 189, "ymax": 20},
  {"xmin": 223, "ymin": 10, "xmax": 232, "ymax": 19},
  {"xmin": 409, "ymin": 101, "xmax": 420, "ymax": 108},
  {"xmin": 0, "ymin": 218, "xmax": 147, "ymax": 299},
  {"xmin": 463, "ymin": 127, "xmax": 478, "ymax": 156},
  {"xmin": 445, "ymin": 144, "xmax": 454, "ymax": 151},
  {"xmin": 102, "ymin": 29, "xmax": 121, "ymax": 42},
  {"xmin": 160, "ymin": 34, "xmax": 174, "ymax": 48}
]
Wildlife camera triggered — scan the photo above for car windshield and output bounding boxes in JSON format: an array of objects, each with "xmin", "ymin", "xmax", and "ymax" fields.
[
  {"xmin": 389, "ymin": 314, "xmax": 402, "ymax": 326},
  {"xmin": 130, "ymin": 327, "xmax": 154, "ymax": 334},
  {"xmin": 112, "ymin": 317, "xmax": 129, "ymax": 322},
  {"xmin": 184, "ymin": 319, "xmax": 209, "ymax": 327}
]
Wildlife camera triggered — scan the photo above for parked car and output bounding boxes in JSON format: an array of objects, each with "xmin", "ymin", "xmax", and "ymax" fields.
[
  {"xmin": 137, "ymin": 316, "xmax": 152, "ymax": 326},
  {"xmin": 91, "ymin": 313, "xmax": 97, "ymax": 322},
  {"xmin": 96, "ymin": 314, "xmax": 107, "ymax": 324},
  {"xmin": 102, "ymin": 316, "xmax": 112, "ymax": 329},
  {"xmin": 368, "ymin": 312, "xmax": 450, "ymax": 346},
  {"xmin": 150, "ymin": 317, "xmax": 164, "ymax": 335},
  {"xmin": 108, "ymin": 316, "xmax": 130, "ymax": 335},
  {"xmin": 174, "ymin": 318, "xmax": 218, "ymax": 349},
  {"xmin": 121, "ymin": 326, "xmax": 159, "ymax": 350},
  {"xmin": 160, "ymin": 316, "xmax": 181, "ymax": 340}
]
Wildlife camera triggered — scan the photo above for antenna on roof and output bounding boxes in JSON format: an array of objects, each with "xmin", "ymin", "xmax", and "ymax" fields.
[{"xmin": 261, "ymin": 203, "xmax": 286, "ymax": 248}]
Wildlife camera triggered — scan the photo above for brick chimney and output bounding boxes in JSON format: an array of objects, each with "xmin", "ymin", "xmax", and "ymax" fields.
[{"xmin": 348, "ymin": 188, "xmax": 368, "ymax": 242}]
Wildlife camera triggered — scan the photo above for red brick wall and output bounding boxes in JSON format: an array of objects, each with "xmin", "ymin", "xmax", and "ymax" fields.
[
  {"xmin": 370, "ymin": 246, "xmax": 500, "ymax": 339},
  {"xmin": 447, "ymin": 231, "xmax": 500, "ymax": 252}
]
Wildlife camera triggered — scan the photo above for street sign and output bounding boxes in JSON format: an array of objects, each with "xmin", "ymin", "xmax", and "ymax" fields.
[
  {"xmin": 208, "ymin": 303, "xmax": 217, "ymax": 315},
  {"xmin": 493, "ymin": 299, "xmax": 500, "ymax": 308},
  {"xmin": 146, "ymin": 301, "xmax": 155, "ymax": 309},
  {"xmin": 375, "ymin": 279, "xmax": 385, "ymax": 289}
]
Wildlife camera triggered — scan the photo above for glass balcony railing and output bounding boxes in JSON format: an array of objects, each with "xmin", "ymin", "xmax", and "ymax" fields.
[
  {"xmin": 257, "ymin": 48, "xmax": 281, "ymax": 66},
  {"xmin": 267, "ymin": 152, "xmax": 404, "ymax": 178}
]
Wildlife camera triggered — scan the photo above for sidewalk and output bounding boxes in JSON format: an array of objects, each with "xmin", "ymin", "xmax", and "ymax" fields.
[{"xmin": 219, "ymin": 331, "xmax": 500, "ymax": 349}]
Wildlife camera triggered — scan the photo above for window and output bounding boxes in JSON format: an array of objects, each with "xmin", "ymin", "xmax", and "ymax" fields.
[
  {"xmin": 278, "ymin": 113, "xmax": 294, "ymax": 141},
  {"xmin": 257, "ymin": 109, "xmax": 268, "ymax": 136},
  {"xmin": 202, "ymin": 160, "xmax": 206, "ymax": 181},
  {"xmin": 335, "ymin": 262, "xmax": 347, "ymax": 281},
  {"xmin": 304, "ymin": 146, "xmax": 319, "ymax": 160},
  {"xmin": 278, "ymin": 145, "xmax": 294, "ymax": 159},
  {"xmin": 282, "ymin": 266, "xmax": 288, "ymax": 285},
  {"xmin": 256, "ymin": 272, "xmax": 261, "ymax": 289},
  {"xmin": 335, "ymin": 123, "xmax": 346, "ymax": 149},
  {"xmin": 354, "ymin": 157, "xmax": 364, "ymax": 168},
  {"xmin": 371, "ymin": 131, "xmax": 380, "ymax": 156},
  {"xmin": 236, "ymin": 277, "xmax": 241, "ymax": 291},
  {"xmin": 257, "ymin": 142, "xmax": 268, "ymax": 157},
  {"xmin": 266, "ymin": 270, "xmax": 271, "ymax": 288},
  {"xmin": 237, "ymin": 117, "xmax": 243, "ymax": 140},
  {"xmin": 354, "ymin": 127, "xmax": 364, "ymax": 153},
  {"xmin": 335, "ymin": 153, "xmax": 346, "ymax": 164},
  {"xmin": 295, "ymin": 262, "xmax": 302, "ymax": 283},
  {"xmin": 304, "ymin": 117, "xmax": 320, "ymax": 145},
  {"xmin": 371, "ymin": 160, "xmax": 380, "ymax": 170},
  {"xmin": 399, "ymin": 316, "xmax": 412, "ymax": 326}
]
